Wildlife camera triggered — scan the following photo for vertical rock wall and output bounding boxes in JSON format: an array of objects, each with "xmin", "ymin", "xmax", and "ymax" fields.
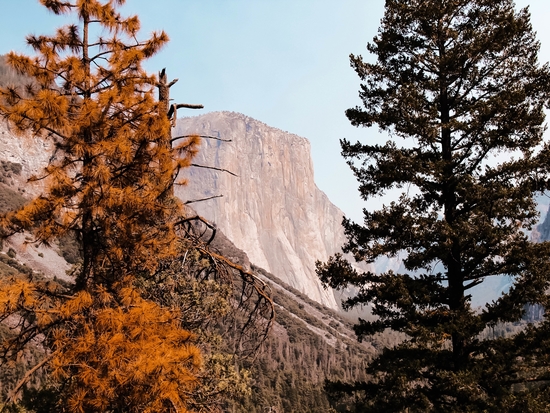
[{"xmin": 176, "ymin": 112, "xmax": 346, "ymax": 309}]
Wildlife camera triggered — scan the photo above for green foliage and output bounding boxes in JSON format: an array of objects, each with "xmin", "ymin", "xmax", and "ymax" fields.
[{"xmin": 318, "ymin": 0, "xmax": 550, "ymax": 411}]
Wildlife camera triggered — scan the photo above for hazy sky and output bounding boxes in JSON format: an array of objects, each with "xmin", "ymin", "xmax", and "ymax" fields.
[{"xmin": 0, "ymin": 1, "xmax": 549, "ymax": 223}]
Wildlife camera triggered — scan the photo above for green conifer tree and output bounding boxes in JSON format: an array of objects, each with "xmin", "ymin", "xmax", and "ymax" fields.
[{"xmin": 318, "ymin": 0, "xmax": 550, "ymax": 411}]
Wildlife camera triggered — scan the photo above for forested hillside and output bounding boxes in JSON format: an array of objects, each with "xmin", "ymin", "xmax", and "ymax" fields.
[
  {"xmin": 233, "ymin": 266, "xmax": 374, "ymax": 413},
  {"xmin": 0, "ymin": 160, "xmax": 380, "ymax": 411}
]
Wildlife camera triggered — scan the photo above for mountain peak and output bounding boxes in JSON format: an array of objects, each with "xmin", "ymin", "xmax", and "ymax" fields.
[{"xmin": 176, "ymin": 112, "xmax": 345, "ymax": 309}]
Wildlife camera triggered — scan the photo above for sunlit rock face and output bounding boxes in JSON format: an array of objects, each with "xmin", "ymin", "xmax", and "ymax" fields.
[
  {"xmin": 175, "ymin": 111, "xmax": 346, "ymax": 309},
  {"xmin": 0, "ymin": 122, "xmax": 53, "ymax": 196}
]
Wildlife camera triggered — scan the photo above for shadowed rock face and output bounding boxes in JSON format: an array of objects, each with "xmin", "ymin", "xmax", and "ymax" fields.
[
  {"xmin": 536, "ymin": 204, "xmax": 550, "ymax": 243},
  {"xmin": 175, "ymin": 112, "xmax": 346, "ymax": 309}
]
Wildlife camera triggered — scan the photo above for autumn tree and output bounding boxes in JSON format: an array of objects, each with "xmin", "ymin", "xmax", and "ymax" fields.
[
  {"xmin": 318, "ymin": 0, "xmax": 550, "ymax": 411},
  {"xmin": 0, "ymin": 1, "xmax": 199, "ymax": 288},
  {"xmin": 0, "ymin": 0, "xmax": 209, "ymax": 411},
  {"xmin": 0, "ymin": 2, "xmax": 274, "ymax": 410}
]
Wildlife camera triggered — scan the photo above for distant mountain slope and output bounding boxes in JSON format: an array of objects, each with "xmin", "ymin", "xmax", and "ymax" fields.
[
  {"xmin": 176, "ymin": 111, "xmax": 349, "ymax": 309},
  {"xmin": 233, "ymin": 264, "xmax": 377, "ymax": 413},
  {"xmin": 0, "ymin": 121, "xmax": 378, "ymax": 411}
]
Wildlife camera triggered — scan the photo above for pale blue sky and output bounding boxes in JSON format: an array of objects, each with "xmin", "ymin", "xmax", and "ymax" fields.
[{"xmin": 0, "ymin": 1, "xmax": 549, "ymax": 223}]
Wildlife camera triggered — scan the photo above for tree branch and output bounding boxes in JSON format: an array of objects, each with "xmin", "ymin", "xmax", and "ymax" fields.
[
  {"xmin": 171, "ymin": 135, "xmax": 232, "ymax": 144},
  {"xmin": 175, "ymin": 103, "xmax": 203, "ymax": 109},
  {"xmin": 177, "ymin": 215, "xmax": 217, "ymax": 245},
  {"xmin": 191, "ymin": 164, "xmax": 238, "ymax": 177},
  {"xmin": 167, "ymin": 103, "xmax": 204, "ymax": 124},
  {"xmin": 7, "ymin": 351, "xmax": 57, "ymax": 404},
  {"xmin": 184, "ymin": 195, "xmax": 223, "ymax": 205}
]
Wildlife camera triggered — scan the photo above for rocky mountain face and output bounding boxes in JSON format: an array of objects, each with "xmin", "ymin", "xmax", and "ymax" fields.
[
  {"xmin": 0, "ymin": 123, "xmax": 75, "ymax": 281},
  {"xmin": 0, "ymin": 122, "xmax": 53, "ymax": 196},
  {"xmin": 0, "ymin": 115, "xmax": 376, "ymax": 413},
  {"xmin": 535, "ymin": 201, "xmax": 550, "ymax": 242},
  {"xmin": 174, "ymin": 111, "xmax": 550, "ymax": 311},
  {"xmin": 0, "ymin": 110, "xmax": 349, "ymax": 310},
  {"xmin": 176, "ymin": 112, "xmax": 347, "ymax": 310}
]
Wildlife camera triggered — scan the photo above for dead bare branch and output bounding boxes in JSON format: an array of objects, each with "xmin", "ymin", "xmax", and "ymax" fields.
[
  {"xmin": 175, "ymin": 103, "xmax": 204, "ymax": 110},
  {"xmin": 191, "ymin": 164, "xmax": 238, "ymax": 177},
  {"xmin": 177, "ymin": 215, "xmax": 217, "ymax": 245},
  {"xmin": 171, "ymin": 135, "xmax": 232, "ymax": 143},
  {"xmin": 171, "ymin": 215, "xmax": 275, "ymax": 357},
  {"xmin": 184, "ymin": 195, "xmax": 223, "ymax": 205},
  {"xmin": 167, "ymin": 103, "xmax": 204, "ymax": 125}
]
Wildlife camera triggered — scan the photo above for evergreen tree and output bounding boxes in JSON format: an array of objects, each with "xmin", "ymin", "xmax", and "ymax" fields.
[{"xmin": 317, "ymin": 0, "xmax": 550, "ymax": 411}]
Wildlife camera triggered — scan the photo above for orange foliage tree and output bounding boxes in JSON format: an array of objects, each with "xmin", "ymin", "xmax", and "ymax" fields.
[
  {"xmin": 0, "ymin": 0, "xmax": 199, "ymax": 289},
  {"xmin": 0, "ymin": 1, "xmax": 208, "ymax": 411},
  {"xmin": 0, "ymin": 280, "xmax": 202, "ymax": 412}
]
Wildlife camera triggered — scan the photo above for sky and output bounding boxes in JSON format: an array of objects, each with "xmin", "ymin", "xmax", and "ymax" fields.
[{"xmin": 0, "ymin": 0, "xmax": 549, "ymax": 223}]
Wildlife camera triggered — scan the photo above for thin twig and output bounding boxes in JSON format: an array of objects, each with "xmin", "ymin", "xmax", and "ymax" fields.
[
  {"xmin": 191, "ymin": 164, "xmax": 238, "ymax": 177},
  {"xmin": 184, "ymin": 195, "xmax": 223, "ymax": 205},
  {"xmin": 171, "ymin": 135, "xmax": 232, "ymax": 143}
]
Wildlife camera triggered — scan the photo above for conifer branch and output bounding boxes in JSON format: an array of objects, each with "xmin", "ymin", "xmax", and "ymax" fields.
[
  {"xmin": 8, "ymin": 113, "xmax": 69, "ymax": 141},
  {"xmin": 505, "ymin": 375, "xmax": 550, "ymax": 385},
  {"xmin": 463, "ymin": 278, "xmax": 483, "ymax": 290}
]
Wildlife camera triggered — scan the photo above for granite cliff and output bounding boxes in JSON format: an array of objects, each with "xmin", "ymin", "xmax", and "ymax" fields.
[
  {"xmin": 0, "ymin": 122, "xmax": 53, "ymax": 196},
  {"xmin": 0, "ymin": 111, "xmax": 349, "ymax": 310},
  {"xmin": 176, "ymin": 112, "xmax": 346, "ymax": 310}
]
